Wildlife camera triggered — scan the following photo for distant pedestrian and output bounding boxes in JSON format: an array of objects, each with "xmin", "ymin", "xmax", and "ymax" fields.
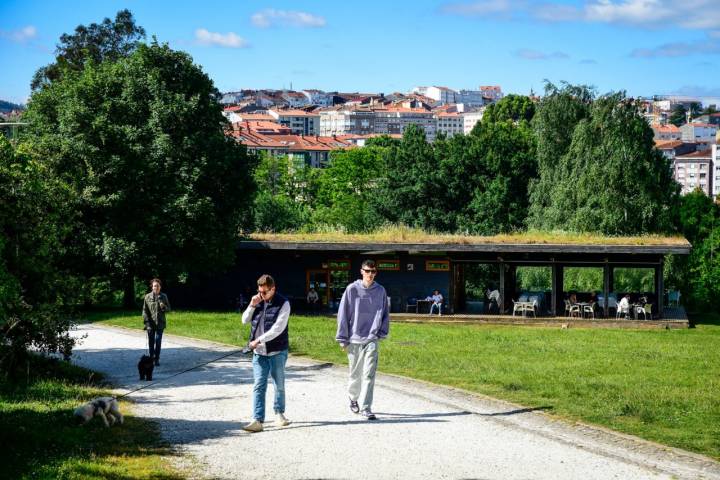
[
  {"xmin": 142, "ymin": 278, "xmax": 171, "ymax": 366},
  {"xmin": 336, "ymin": 259, "xmax": 390, "ymax": 420},
  {"xmin": 241, "ymin": 274, "xmax": 291, "ymax": 433}
]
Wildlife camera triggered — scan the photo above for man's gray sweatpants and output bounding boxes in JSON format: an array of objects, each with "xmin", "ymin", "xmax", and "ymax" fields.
[{"xmin": 347, "ymin": 340, "xmax": 379, "ymax": 412}]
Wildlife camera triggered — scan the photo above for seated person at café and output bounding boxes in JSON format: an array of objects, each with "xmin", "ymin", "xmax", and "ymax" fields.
[
  {"xmin": 427, "ymin": 289, "xmax": 444, "ymax": 316},
  {"xmin": 569, "ymin": 292, "xmax": 578, "ymax": 304},
  {"xmin": 307, "ymin": 287, "xmax": 320, "ymax": 313},
  {"xmin": 486, "ymin": 287, "xmax": 501, "ymax": 313},
  {"xmin": 617, "ymin": 294, "xmax": 631, "ymax": 318}
]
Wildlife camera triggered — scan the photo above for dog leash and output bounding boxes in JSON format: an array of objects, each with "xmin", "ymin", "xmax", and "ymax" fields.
[{"xmin": 114, "ymin": 346, "xmax": 252, "ymax": 400}]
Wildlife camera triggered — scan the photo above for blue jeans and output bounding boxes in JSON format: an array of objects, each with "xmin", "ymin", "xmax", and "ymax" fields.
[
  {"xmin": 147, "ymin": 329, "xmax": 164, "ymax": 360},
  {"xmin": 429, "ymin": 302, "xmax": 443, "ymax": 314},
  {"xmin": 252, "ymin": 349, "xmax": 288, "ymax": 422}
]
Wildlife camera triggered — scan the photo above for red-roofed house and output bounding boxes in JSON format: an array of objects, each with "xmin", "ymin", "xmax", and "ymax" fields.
[
  {"xmin": 269, "ymin": 109, "xmax": 320, "ymax": 135},
  {"xmin": 652, "ymin": 124, "xmax": 681, "ymax": 141}
]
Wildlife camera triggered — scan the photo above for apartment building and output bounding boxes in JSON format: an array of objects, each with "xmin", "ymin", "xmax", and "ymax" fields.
[
  {"xmin": 373, "ymin": 106, "xmax": 436, "ymax": 141},
  {"xmin": 302, "ymin": 89, "xmax": 333, "ymax": 106},
  {"xmin": 681, "ymin": 123, "xmax": 718, "ymax": 143},
  {"xmin": 269, "ymin": 109, "xmax": 320, "ymax": 135},
  {"xmin": 319, "ymin": 107, "xmax": 376, "ymax": 136},
  {"xmin": 462, "ymin": 108, "xmax": 485, "ymax": 134},
  {"xmin": 713, "ymin": 145, "xmax": 720, "ymax": 200},
  {"xmin": 674, "ymin": 150, "xmax": 712, "ymax": 196},
  {"xmin": 479, "ymin": 86, "xmax": 503, "ymax": 102},
  {"xmin": 436, "ymin": 111, "xmax": 464, "ymax": 137},
  {"xmin": 412, "ymin": 86, "xmax": 457, "ymax": 105}
]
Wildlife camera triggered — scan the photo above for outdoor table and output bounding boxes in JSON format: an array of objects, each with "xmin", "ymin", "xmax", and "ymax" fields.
[{"xmin": 416, "ymin": 299, "xmax": 432, "ymax": 314}]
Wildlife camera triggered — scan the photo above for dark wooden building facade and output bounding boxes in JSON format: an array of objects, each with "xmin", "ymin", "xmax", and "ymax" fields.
[{"xmin": 176, "ymin": 239, "xmax": 690, "ymax": 319}]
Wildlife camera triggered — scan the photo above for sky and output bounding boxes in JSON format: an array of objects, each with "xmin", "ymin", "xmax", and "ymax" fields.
[{"xmin": 1, "ymin": 0, "xmax": 719, "ymax": 105}]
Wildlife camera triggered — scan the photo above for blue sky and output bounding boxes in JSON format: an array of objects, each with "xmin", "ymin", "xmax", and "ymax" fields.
[{"xmin": 1, "ymin": 0, "xmax": 719, "ymax": 105}]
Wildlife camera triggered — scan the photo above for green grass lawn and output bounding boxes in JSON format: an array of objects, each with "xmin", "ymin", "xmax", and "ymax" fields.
[
  {"xmin": 0, "ymin": 352, "xmax": 183, "ymax": 480},
  {"xmin": 90, "ymin": 310, "xmax": 720, "ymax": 461}
]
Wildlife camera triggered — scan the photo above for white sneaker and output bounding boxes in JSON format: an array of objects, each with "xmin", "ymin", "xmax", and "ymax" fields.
[
  {"xmin": 276, "ymin": 413, "xmax": 291, "ymax": 426},
  {"xmin": 242, "ymin": 420, "xmax": 263, "ymax": 432}
]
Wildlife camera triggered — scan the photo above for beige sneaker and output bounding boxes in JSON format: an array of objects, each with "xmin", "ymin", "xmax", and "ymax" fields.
[
  {"xmin": 242, "ymin": 420, "xmax": 263, "ymax": 433},
  {"xmin": 276, "ymin": 413, "xmax": 291, "ymax": 426}
]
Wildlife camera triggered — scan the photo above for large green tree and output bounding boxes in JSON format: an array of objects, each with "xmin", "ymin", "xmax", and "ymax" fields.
[
  {"xmin": 0, "ymin": 137, "xmax": 77, "ymax": 372},
  {"xmin": 374, "ymin": 125, "xmax": 445, "ymax": 230},
  {"xmin": 529, "ymin": 92, "xmax": 678, "ymax": 234},
  {"xmin": 24, "ymin": 42, "xmax": 255, "ymax": 306},
  {"xmin": 481, "ymin": 94, "xmax": 536, "ymax": 124},
  {"xmin": 313, "ymin": 147, "xmax": 383, "ymax": 232},
  {"xmin": 251, "ymin": 153, "xmax": 315, "ymax": 232},
  {"xmin": 527, "ymin": 82, "xmax": 593, "ymax": 228},
  {"xmin": 31, "ymin": 9, "xmax": 145, "ymax": 91}
]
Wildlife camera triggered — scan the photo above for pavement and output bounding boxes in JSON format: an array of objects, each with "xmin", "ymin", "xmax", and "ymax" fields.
[{"xmin": 69, "ymin": 323, "xmax": 720, "ymax": 480}]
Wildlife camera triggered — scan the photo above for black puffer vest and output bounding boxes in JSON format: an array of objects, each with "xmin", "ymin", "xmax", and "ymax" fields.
[{"xmin": 250, "ymin": 293, "xmax": 290, "ymax": 353}]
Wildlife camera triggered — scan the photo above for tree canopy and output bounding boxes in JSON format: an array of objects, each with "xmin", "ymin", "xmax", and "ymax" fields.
[
  {"xmin": 24, "ymin": 42, "xmax": 254, "ymax": 305},
  {"xmin": 31, "ymin": 9, "xmax": 145, "ymax": 90}
]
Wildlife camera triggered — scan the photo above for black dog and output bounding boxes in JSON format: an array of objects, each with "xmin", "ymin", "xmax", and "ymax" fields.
[{"xmin": 138, "ymin": 355, "xmax": 155, "ymax": 381}]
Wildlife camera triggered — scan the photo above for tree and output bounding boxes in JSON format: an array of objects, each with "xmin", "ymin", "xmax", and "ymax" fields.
[
  {"xmin": 31, "ymin": 9, "xmax": 145, "ymax": 90},
  {"xmin": 689, "ymin": 102, "xmax": 702, "ymax": 120},
  {"xmin": 24, "ymin": 42, "xmax": 255, "ymax": 306},
  {"xmin": 669, "ymin": 104, "xmax": 687, "ymax": 127},
  {"xmin": 251, "ymin": 153, "xmax": 313, "ymax": 232},
  {"xmin": 450, "ymin": 116, "xmax": 537, "ymax": 234},
  {"xmin": 530, "ymin": 92, "xmax": 679, "ymax": 234},
  {"xmin": 374, "ymin": 125, "xmax": 445, "ymax": 230},
  {"xmin": 0, "ymin": 137, "xmax": 77, "ymax": 373},
  {"xmin": 313, "ymin": 147, "xmax": 384, "ymax": 232},
  {"xmin": 527, "ymin": 82, "xmax": 594, "ymax": 228},
  {"xmin": 481, "ymin": 94, "xmax": 535, "ymax": 124},
  {"xmin": 669, "ymin": 190, "xmax": 720, "ymax": 310}
]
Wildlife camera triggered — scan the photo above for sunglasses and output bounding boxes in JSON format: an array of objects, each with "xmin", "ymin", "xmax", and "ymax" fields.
[{"xmin": 362, "ymin": 269, "xmax": 377, "ymax": 274}]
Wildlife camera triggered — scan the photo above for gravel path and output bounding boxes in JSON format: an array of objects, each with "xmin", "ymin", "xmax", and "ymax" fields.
[{"xmin": 70, "ymin": 323, "xmax": 720, "ymax": 480}]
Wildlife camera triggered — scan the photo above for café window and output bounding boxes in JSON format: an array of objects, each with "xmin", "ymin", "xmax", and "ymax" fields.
[
  {"xmin": 426, "ymin": 260, "xmax": 450, "ymax": 272},
  {"xmin": 376, "ymin": 259, "xmax": 400, "ymax": 271}
]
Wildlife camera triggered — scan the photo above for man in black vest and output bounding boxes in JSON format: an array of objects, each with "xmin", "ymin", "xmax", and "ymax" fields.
[{"xmin": 241, "ymin": 274, "xmax": 291, "ymax": 433}]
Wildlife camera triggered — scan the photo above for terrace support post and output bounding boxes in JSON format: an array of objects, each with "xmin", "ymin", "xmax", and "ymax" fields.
[
  {"xmin": 504, "ymin": 264, "xmax": 517, "ymax": 315},
  {"xmin": 656, "ymin": 260, "xmax": 664, "ymax": 319},
  {"xmin": 603, "ymin": 262, "xmax": 610, "ymax": 318},
  {"xmin": 552, "ymin": 263, "xmax": 563, "ymax": 317},
  {"xmin": 499, "ymin": 260, "xmax": 506, "ymax": 314}
]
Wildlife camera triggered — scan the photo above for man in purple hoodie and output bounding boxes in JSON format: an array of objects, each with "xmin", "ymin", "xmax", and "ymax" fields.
[{"xmin": 336, "ymin": 259, "xmax": 390, "ymax": 420}]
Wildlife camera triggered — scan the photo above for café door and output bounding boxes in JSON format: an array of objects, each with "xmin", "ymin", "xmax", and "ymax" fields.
[{"xmin": 306, "ymin": 269, "xmax": 330, "ymax": 305}]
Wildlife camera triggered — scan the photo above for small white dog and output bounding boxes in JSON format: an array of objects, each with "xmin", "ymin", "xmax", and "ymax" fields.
[{"xmin": 74, "ymin": 396, "xmax": 124, "ymax": 427}]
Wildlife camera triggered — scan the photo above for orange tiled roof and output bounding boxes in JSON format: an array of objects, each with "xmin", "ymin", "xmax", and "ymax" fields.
[{"xmin": 653, "ymin": 124, "xmax": 680, "ymax": 133}]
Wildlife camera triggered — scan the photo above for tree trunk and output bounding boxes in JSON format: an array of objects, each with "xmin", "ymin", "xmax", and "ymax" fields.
[{"xmin": 123, "ymin": 274, "xmax": 136, "ymax": 309}]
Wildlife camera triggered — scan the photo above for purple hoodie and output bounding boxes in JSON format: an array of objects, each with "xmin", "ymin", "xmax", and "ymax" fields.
[{"xmin": 336, "ymin": 279, "xmax": 390, "ymax": 346}]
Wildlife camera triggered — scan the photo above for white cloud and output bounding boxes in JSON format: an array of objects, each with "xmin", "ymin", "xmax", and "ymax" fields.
[
  {"xmin": 251, "ymin": 9, "xmax": 326, "ymax": 28},
  {"xmin": 0, "ymin": 25, "xmax": 37, "ymax": 43},
  {"xmin": 516, "ymin": 48, "xmax": 569, "ymax": 60},
  {"xmin": 195, "ymin": 29, "xmax": 249, "ymax": 48},
  {"xmin": 442, "ymin": 0, "xmax": 720, "ymax": 30}
]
